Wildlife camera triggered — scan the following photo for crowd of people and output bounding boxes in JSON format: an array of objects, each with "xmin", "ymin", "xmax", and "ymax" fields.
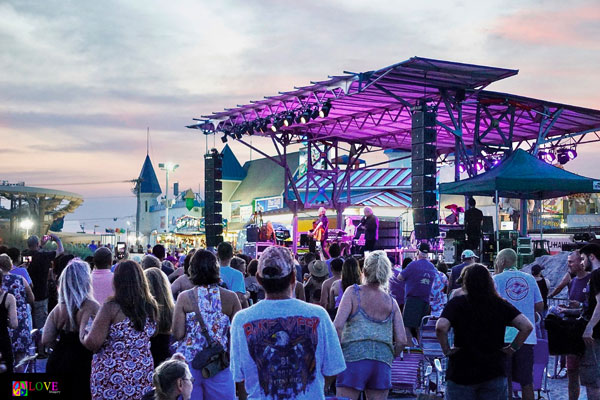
[{"xmin": 1, "ymin": 234, "xmax": 600, "ymax": 400}]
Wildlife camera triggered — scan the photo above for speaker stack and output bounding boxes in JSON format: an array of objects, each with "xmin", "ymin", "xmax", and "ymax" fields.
[
  {"xmin": 411, "ymin": 108, "xmax": 439, "ymax": 240},
  {"xmin": 204, "ymin": 149, "xmax": 223, "ymax": 247}
]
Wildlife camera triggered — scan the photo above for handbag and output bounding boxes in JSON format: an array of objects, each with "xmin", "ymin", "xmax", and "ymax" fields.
[
  {"xmin": 190, "ymin": 291, "xmax": 230, "ymax": 378},
  {"xmin": 545, "ymin": 313, "xmax": 587, "ymax": 355}
]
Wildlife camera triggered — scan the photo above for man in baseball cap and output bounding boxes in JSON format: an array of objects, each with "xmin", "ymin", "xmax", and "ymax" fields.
[
  {"xmin": 448, "ymin": 249, "xmax": 479, "ymax": 294},
  {"xmin": 230, "ymin": 246, "xmax": 346, "ymax": 399}
]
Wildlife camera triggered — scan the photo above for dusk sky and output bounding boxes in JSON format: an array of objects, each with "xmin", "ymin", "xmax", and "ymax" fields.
[{"xmin": 1, "ymin": 0, "xmax": 599, "ymax": 232}]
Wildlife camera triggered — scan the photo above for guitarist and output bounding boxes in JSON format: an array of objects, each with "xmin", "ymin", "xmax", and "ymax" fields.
[{"xmin": 309, "ymin": 207, "xmax": 329, "ymax": 251}]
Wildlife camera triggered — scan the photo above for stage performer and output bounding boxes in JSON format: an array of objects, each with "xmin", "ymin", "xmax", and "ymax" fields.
[
  {"xmin": 309, "ymin": 207, "xmax": 329, "ymax": 251},
  {"xmin": 464, "ymin": 197, "xmax": 483, "ymax": 252},
  {"xmin": 356, "ymin": 207, "xmax": 379, "ymax": 252}
]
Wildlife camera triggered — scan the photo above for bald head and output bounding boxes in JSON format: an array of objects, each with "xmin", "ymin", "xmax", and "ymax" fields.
[
  {"xmin": 568, "ymin": 250, "xmax": 583, "ymax": 274},
  {"xmin": 495, "ymin": 248, "xmax": 517, "ymax": 273}
]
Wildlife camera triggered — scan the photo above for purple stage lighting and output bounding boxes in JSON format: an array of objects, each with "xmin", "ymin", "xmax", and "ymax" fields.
[
  {"xmin": 475, "ymin": 160, "xmax": 484, "ymax": 172},
  {"xmin": 458, "ymin": 164, "xmax": 466, "ymax": 173},
  {"xmin": 567, "ymin": 149, "xmax": 577, "ymax": 160}
]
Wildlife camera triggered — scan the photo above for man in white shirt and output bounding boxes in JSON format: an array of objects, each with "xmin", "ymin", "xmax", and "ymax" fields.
[{"xmin": 493, "ymin": 248, "xmax": 543, "ymax": 400}]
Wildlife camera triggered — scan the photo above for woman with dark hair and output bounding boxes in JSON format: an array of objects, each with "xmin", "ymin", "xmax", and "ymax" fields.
[
  {"xmin": 244, "ymin": 259, "xmax": 264, "ymax": 304},
  {"xmin": 43, "ymin": 259, "xmax": 98, "ymax": 399},
  {"xmin": 0, "ymin": 254, "xmax": 34, "ymax": 370},
  {"xmin": 172, "ymin": 250, "xmax": 241, "ymax": 399},
  {"xmin": 82, "ymin": 260, "xmax": 158, "ymax": 400},
  {"xmin": 330, "ymin": 256, "xmax": 362, "ymax": 311},
  {"xmin": 0, "ymin": 259, "xmax": 18, "ymax": 374},
  {"xmin": 145, "ymin": 268, "xmax": 175, "ymax": 367},
  {"xmin": 436, "ymin": 264, "xmax": 534, "ymax": 399},
  {"xmin": 171, "ymin": 251, "xmax": 195, "ymax": 299}
]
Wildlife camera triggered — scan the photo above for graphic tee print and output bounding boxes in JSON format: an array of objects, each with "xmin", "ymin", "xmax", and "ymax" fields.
[
  {"xmin": 230, "ymin": 299, "xmax": 346, "ymax": 400},
  {"xmin": 244, "ymin": 316, "xmax": 319, "ymax": 398}
]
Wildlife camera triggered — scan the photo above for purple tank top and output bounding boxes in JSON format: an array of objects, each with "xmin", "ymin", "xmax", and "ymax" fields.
[{"xmin": 569, "ymin": 274, "xmax": 592, "ymax": 303}]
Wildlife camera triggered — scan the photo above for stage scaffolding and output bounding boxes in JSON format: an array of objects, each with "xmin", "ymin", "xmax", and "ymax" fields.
[{"xmin": 188, "ymin": 57, "xmax": 600, "ymax": 248}]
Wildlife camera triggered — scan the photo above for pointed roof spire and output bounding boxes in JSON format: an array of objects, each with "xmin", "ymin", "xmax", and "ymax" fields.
[
  {"xmin": 221, "ymin": 144, "xmax": 246, "ymax": 181},
  {"xmin": 138, "ymin": 155, "xmax": 162, "ymax": 194}
]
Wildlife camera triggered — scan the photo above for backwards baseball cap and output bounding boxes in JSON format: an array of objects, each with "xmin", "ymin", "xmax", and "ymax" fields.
[
  {"xmin": 461, "ymin": 249, "xmax": 479, "ymax": 259},
  {"xmin": 418, "ymin": 242, "xmax": 431, "ymax": 254},
  {"xmin": 257, "ymin": 246, "xmax": 294, "ymax": 279}
]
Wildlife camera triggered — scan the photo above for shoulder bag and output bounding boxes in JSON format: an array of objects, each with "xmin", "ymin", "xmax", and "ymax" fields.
[{"xmin": 190, "ymin": 290, "xmax": 230, "ymax": 378}]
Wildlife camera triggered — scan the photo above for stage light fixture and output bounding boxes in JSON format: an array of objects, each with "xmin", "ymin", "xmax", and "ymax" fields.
[
  {"xmin": 567, "ymin": 149, "xmax": 577, "ymax": 160},
  {"xmin": 300, "ymin": 109, "xmax": 312, "ymax": 124},
  {"xmin": 319, "ymin": 101, "xmax": 332, "ymax": 118},
  {"xmin": 311, "ymin": 107, "xmax": 320, "ymax": 120},
  {"xmin": 271, "ymin": 117, "xmax": 283, "ymax": 132},
  {"xmin": 475, "ymin": 160, "xmax": 484, "ymax": 172},
  {"xmin": 257, "ymin": 118, "xmax": 270, "ymax": 133},
  {"xmin": 538, "ymin": 150, "xmax": 555, "ymax": 164},
  {"xmin": 537, "ymin": 151, "xmax": 547, "ymax": 162},
  {"xmin": 283, "ymin": 112, "xmax": 295, "ymax": 127},
  {"xmin": 557, "ymin": 149, "xmax": 570, "ymax": 165},
  {"xmin": 221, "ymin": 134, "xmax": 228, "ymax": 143},
  {"xmin": 234, "ymin": 130, "xmax": 243, "ymax": 140},
  {"xmin": 458, "ymin": 164, "xmax": 466, "ymax": 173}
]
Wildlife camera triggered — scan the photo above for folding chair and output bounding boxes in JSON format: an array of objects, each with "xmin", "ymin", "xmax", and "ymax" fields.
[
  {"xmin": 512, "ymin": 339, "xmax": 551, "ymax": 400},
  {"xmin": 418, "ymin": 316, "xmax": 446, "ymax": 397},
  {"xmin": 391, "ymin": 348, "xmax": 424, "ymax": 395}
]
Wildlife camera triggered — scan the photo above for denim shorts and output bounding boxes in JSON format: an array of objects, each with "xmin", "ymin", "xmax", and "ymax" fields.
[
  {"xmin": 336, "ymin": 359, "xmax": 391, "ymax": 391},
  {"xmin": 580, "ymin": 339, "xmax": 600, "ymax": 388},
  {"xmin": 446, "ymin": 376, "xmax": 507, "ymax": 400}
]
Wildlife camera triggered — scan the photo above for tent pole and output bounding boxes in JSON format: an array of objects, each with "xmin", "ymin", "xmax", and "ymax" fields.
[
  {"xmin": 495, "ymin": 190, "xmax": 500, "ymax": 254},
  {"xmin": 539, "ymin": 200, "xmax": 544, "ymax": 242}
]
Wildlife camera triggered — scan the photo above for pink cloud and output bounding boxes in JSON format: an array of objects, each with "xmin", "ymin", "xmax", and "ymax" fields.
[{"xmin": 490, "ymin": 5, "xmax": 600, "ymax": 49}]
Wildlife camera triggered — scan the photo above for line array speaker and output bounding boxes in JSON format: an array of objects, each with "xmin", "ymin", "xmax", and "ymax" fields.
[
  {"xmin": 411, "ymin": 109, "xmax": 439, "ymax": 240},
  {"xmin": 205, "ymin": 149, "xmax": 223, "ymax": 247}
]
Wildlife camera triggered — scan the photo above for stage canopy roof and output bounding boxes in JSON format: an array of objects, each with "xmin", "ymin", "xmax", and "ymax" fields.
[
  {"xmin": 190, "ymin": 57, "xmax": 600, "ymax": 154},
  {"xmin": 438, "ymin": 149, "xmax": 600, "ymax": 199}
]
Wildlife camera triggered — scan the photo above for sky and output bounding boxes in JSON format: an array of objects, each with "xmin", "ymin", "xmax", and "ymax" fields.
[{"xmin": 1, "ymin": 0, "xmax": 599, "ymax": 232}]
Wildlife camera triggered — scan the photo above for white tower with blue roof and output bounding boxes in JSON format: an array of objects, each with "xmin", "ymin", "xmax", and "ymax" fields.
[{"xmin": 136, "ymin": 155, "xmax": 162, "ymax": 243}]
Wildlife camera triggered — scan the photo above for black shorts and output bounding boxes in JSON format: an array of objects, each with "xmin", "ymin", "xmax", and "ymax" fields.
[{"xmin": 505, "ymin": 344, "xmax": 534, "ymax": 385}]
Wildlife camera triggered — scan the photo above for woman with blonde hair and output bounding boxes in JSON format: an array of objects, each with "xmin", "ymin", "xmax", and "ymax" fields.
[
  {"xmin": 43, "ymin": 258, "xmax": 99, "ymax": 399},
  {"xmin": 145, "ymin": 268, "xmax": 175, "ymax": 367},
  {"xmin": 334, "ymin": 251, "xmax": 407, "ymax": 400}
]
